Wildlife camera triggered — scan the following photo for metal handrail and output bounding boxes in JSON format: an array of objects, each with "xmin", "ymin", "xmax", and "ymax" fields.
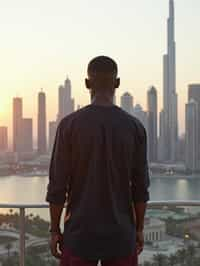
[
  {"xmin": 1, "ymin": 200, "xmax": 200, "ymax": 209},
  {"xmin": 148, "ymin": 200, "xmax": 200, "ymax": 207},
  {"xmin": 0, "ymin": 203, "xmax": 49, "ymax": 208},
  {"xmin": 1, "ymin": 200, "xmax": 200, "ymax": 266}
]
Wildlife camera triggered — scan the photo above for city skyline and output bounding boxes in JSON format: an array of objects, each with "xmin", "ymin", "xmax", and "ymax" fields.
[
  {"xmin": 0, "ymin": 77, "xmax": 199, "ymax": 169},
  {"xmin": 0, "ymin": 0, "xmax": 200, "ymax": 138},
  {"xmin": 1, "ymin": 80, "xmax": 200, "ymax": 144}
]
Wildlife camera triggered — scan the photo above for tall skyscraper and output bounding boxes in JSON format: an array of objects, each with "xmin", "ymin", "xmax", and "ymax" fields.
[
  {"xmin": 120, "ymin": 92, "xmax": 133, "ymax": 115},
  {"xmin": 49, "ymin": 121, "xmax": 57, "ymax": 152},
  {"xmin": 188, "ymin": 84, "xmax": 200, "ymax": 162},
  {"xmin": 176, "ymin": 134, "xmax": 185, "ymax": 162},
  {"xmin": 38, "ymin": 90, "xmax": 47, "ymax": 154},
  {"xmin": 147, "ymin": 86, "xmax": 158, "ymax": 162},
  {"xmin": 189, "ymin": 84, "xmax": 200, "ymax": 102},
  {"xmin": 185, "ymin": 99, "xmax": 199, "ymax": 172},
  {"xmin": 133, "ymin": 104, "xmax": 148, "ymax": 131},
  {"xmin": 0, "ymin": 127, "xmax": 8, "ymax": 152},
  {"xmin": 57, "ymin": 77, "xmax": 74, "ymax": 122},
  {"xmin": 21, "ymin": 118, "xmax": 33, "ymax": 153},
  {"xmin": 13, "ymin": 97, "xmax": 23, "ymax": 152},
  {"xmin": 161, "ymin": 0, "xmax": 178, "ymax": 162},
  {"xmin": 158, "ymin": 110, "xmax": 166, "ymax": 161}
]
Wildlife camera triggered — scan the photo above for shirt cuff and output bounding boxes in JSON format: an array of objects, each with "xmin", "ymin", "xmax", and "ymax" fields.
[
  {"xmin": 46, "ymin": 191, "xmax": 66, "ymax": 205},
  {"xmin": 132, "ymin": 190, "xmax": 150, "ymax": 203}
]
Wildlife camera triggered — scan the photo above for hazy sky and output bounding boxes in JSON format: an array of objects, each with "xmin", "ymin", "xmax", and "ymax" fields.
[{"xmin": 0, "ymin": 0, "xmax": 200, "ymax": 138}]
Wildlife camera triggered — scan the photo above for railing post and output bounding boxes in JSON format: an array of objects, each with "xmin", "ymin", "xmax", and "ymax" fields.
[{"xmin": 19, "ymin": 207, "xmax": 25, "ymax": 266}]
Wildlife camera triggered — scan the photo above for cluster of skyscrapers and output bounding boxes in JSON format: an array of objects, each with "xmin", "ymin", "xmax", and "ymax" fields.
[
  {"xmin": 0, "ymin": 0, "xmax": 199, "ymax": 172},
  {"xmin": 0, "ymin": 77, "xmax": 74, "ymax": 157},
  {"xmin": 115, "ymin": 0, "xmax": 200, "ymax": 172},
  {"xmin": 120, "ymin": 83, "xmax": 200, "ymax": 172},
  {"xmin": 121, "ymin": 88, "xmax": 158, "ymax": 162}
]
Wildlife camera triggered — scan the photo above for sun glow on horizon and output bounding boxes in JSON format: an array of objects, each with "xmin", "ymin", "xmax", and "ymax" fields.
[
  {"xmin": 0, "ymin": 101, "xmax": 9, "ymax": 121},
  {"xmin": 0, "ymin": 0, "xmax": 200, "ymax": 138}
]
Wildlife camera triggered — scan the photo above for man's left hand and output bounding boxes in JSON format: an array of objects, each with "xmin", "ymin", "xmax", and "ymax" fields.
[{"xmin": 50, "ymin": 232, "xmax": 63, "ymax": 259}]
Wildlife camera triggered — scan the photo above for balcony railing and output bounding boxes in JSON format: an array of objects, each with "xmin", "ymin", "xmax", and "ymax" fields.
[{"xmin": 0, "ymin": 201, "xmax": 200, "ymax": 266}]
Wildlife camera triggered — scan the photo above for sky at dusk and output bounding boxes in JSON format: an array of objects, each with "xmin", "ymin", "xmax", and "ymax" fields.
[{"xmin": 0, "ymin": 0, "xmax": 200, "ymax": 140}]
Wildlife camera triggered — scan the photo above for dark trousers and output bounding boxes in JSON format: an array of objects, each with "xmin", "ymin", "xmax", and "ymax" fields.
[{"xmin": 60, "ymin": 247, "xmax": 138, "ymax": 266}]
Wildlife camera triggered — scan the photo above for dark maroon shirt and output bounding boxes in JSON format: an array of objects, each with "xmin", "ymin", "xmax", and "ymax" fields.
[{"xmin": 46, "ymin": 104, "xmax": 150, "ymax": 260}]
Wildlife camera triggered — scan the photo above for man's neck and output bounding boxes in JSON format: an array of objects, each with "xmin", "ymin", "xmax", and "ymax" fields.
[{"xmin": 91, "ymin": 94, "xmax": 115, "ymax": 107}]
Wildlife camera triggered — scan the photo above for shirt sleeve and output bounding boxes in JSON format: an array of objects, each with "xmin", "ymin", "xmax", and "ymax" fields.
[
  {"xmin": 46, "ymin": 120, "xmax": 71, "ymax": 204},
  {"xmin": 131, "ymin": 125, "xmax": 150, "ymax": 203}
]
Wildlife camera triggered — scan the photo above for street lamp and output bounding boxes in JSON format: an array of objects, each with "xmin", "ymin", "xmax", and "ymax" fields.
[{"xmin": 184, "ymin": 233, "xmax": 190, "ymax": 247}]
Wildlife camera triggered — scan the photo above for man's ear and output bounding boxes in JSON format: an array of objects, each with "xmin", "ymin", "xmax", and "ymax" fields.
[
  {"xmin": 115, "ymin": 78, "xmax": 120, "ymax": 88},
  {"xmin": 85, "ymin": 78, "xmax": 91, "ymax": 89}
]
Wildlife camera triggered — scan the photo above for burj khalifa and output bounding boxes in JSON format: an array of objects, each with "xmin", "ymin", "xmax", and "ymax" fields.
[{"xmin": 161, "ymin": 0, "xmax": 178, "ymax": 161}]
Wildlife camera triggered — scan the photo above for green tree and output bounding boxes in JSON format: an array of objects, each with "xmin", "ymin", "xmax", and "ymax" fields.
[
  {"xmin": 186, "ymin": 245, "xmax": 196, "ymax": 266},
  {"xmin": 2, "ymin": 254, "xmax": 18, "ymax": 266},
  {"xmin": 176, "ymin": 248, "xmax": 187, "ymax": 266},
  {"xmin": 143, "ymin": 261, "xmax": 152, "ymax": 266},
  {"xmin": 9, "ymin": 209, "xmax": 13, "ymax": 215},
  {"xmin": 168, "ymin": 254, "xmax": 177, "ymax": 266},
  {"xmin": 29, "ymin": 213, "xmax": 34, "ymax": 220},
  {"xmin": 152, "ymin": 254, "xmax": 168, "ymax": 266}
]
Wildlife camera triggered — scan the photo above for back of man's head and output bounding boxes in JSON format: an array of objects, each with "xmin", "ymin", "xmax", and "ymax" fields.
[
  {"xmin": 85, "ymin": 56, "xmax": 120, "ymax": 93},
  {"xmin": 87, "ymin": 56, "xmax": 118, "ymax": 76}
]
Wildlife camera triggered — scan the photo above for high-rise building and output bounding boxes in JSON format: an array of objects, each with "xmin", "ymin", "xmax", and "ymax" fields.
[
  {"xmin": 49, "ymin": 121, "xmax": 57, "ymax": 152},
  {"xmin": 133, "ymin": 104, "xmax": 148, "ymax": 131},
  {"xmin": 147, "ymin": 86, "xmax": 158, "ymax": 162},
  {"xmin": 176, "ymin": 135, "xmax": 185, "ymax": 162},
  {"xmin": 158, "ymin": 110, "xmax": 166, "ymax": 161},
  {"xmin": 38, "ymin": 90, "xmax": 47, "ymax": 154},
  {"xmin": 161, "ymin": 0, "xmax": 178, "ymax": 162},
  {"xmin": 0, "ymin": 127, "xmax": 8, "ymax": 152},
  {"xmin": 57, "ymin": 77, "xmax": 74, "ymax": 122},
  {"xmin": 21, "ymin": 118, "xmax": 33, "ymax": 153},
  {"xmin": 13, "ymin": 97, "xmax": 23, "ymax": 152},
  {"xmin": 189, "ymin": 84, "xmax": 200, "ymax": 102},
  {"xmin": 120, "ymin": 92, "xmax": 133, "ymax": 115},
  {"xmin": 185, "ymin": 99, "xmax": 199, "ymax": 172},
  {"xmin": 188, "ymin": 84, "xmax": 200, "ymax": 162}
]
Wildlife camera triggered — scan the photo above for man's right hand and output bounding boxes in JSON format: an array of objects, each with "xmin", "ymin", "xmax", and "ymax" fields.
[
  {"xmin": 136, "ymin": 231, "xmax": 144, "ymax": 255},
  {"xmin": 50, "ymin": 232, "xmax": 63, "ymax": 259}
]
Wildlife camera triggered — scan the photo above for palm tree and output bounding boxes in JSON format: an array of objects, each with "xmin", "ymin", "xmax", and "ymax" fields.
[
  {"xmin": 186, "ymin": 245, "xmax": 196, "ymax": 266},
  {"xmin": 152, "ymin": 254, "xmax": 168, "ymax": 266},
  {"xmin": 187, "ymin": 245, "xmax": 196, "ymax": 257},
  {"xmin": 4, "ymin": 242, "xmax": 12, "ymax": 258},
  {"xmin": 168, "ymin": 254, "xmax": 177, "ymax": 266},
  {"xmin": 29, "ymin": 213, "xmax": 34, "ymax": 220},
  {"xmin": 176, "ymin": 248, "xmax": 187, "ymax": 265},
  {"xmin": 9, "ymin": 209, "xmax": 13, "ymax": 215}
]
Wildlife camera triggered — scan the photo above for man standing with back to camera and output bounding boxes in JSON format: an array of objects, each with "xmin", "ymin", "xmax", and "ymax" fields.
[{"xmin": 46, "ymin": 56, "xmax": 150, "ymax": 266}]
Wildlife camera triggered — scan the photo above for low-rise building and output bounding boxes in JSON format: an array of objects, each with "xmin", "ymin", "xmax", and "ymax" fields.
[{"xmin": 144, "ymin": 218, "xmax": 166, "ymax": 242}]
